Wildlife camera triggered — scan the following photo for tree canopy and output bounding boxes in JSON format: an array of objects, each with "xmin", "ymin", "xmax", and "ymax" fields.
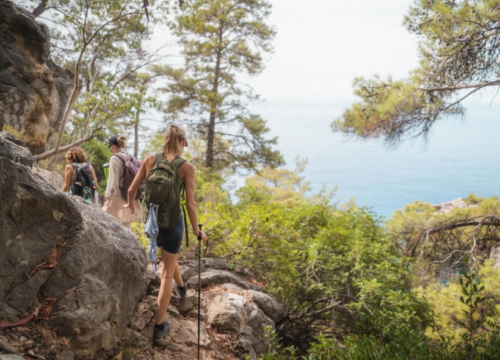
[
  {"xmin": 155, "ymin": 0, "xmax": 283, "ymax": 171},
  {"xmin": 333, "ymin": 0, "xmax": 500, "ymax": 145}
]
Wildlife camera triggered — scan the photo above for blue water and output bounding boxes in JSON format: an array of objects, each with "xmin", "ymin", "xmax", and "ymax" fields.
[{"xmin": 248, "ymin": 100, "xmax": 500, "ymax": 219}]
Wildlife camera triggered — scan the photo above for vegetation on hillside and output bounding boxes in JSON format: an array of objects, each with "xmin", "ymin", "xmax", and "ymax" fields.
[{"xmin": 9, "ymin": 0, "xmax": 500, "ymax": 358}]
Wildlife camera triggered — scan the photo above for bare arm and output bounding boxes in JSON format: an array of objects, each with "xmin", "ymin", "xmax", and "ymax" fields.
[
  {"xmin": 183, "ymin": 163, "xmax": 207, "ymax": 240},
  {"xmin": 63, "ymin": 165, "xmax": 73, "ymax": 192}
]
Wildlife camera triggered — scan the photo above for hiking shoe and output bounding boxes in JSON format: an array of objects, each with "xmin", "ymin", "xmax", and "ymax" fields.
[
  {"xmin": 152, "ymin": 319, "xmax": 170, "ymax": 345},
  {"xmin": 175, "ymin": 282, "xmax": 187, "ymax": 300}
]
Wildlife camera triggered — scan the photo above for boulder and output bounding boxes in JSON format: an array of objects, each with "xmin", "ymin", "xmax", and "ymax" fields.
[
  {"xmin": 32, "ymin": 167, "xmax": 64, "ymax": 189},
  {"xmin": 202, "ymin": 258, "xmax": 229, "ymax": 270},
  {"xmin": 247, "ymin": 290, "xmax": 286, "ymax": 322},
  {"xmin": 206, "ymin": 292, "xmax": 246, "ymax": 333},
  {"xmin": 0, "ymin": 0, "xmax": 73, "ymax": 154},
  {"xmin": 186, "ymin": 269, "xmax": 261, "ymax": 291},
  {"xmin": 0, "ymin": 137, "xmax": 147, "ymax": 357}
]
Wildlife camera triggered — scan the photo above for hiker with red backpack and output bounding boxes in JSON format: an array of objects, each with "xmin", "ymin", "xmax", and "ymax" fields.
[
  {"xmin": 63, "ymin": 147, "xmax": 98, "ymax": 203},
  {"xmin": 104, "ymin": 135, "xmax": 144, "ymax": 228}
]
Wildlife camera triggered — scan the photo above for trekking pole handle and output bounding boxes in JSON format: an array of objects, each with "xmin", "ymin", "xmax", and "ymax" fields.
[{"xmin": 198, "ymin": 223, "xmax": 203, "ymax": 241}]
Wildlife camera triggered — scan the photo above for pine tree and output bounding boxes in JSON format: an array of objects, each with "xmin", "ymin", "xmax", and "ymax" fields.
[
  {"xmin": 156, "ymin": 0, "xmax": 283, "ymax": 171},
  {"xmin": 333, "ymin": 0, "xmax": 500, "ymax": 145}
]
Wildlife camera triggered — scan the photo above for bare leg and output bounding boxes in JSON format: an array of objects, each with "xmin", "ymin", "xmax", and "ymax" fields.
[
  {"xmin": 173, "ymin": 262, "xmax": 184, "ymax": 287},
  {"xmin": 156, "ymin": 248, "xmax": 179, "ymax": 325}
]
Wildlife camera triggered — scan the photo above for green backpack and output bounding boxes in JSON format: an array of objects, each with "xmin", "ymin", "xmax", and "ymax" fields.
[{"xmin": 143, "ymin": 153, "xmax": 187, "ymax": 231}]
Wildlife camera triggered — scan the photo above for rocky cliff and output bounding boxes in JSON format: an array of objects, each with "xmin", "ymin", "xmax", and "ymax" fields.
[
  {"xmin": 0, "ymin": 0, "xmax": 73, "ymax": 154},
  {"xmin": 0, "ymin": 131, "xmax": 148, "ymax": 358}
]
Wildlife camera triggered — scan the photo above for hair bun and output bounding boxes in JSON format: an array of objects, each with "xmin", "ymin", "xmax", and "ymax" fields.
[{"xmin": 117, "ymin": 135, "xmax": 127, "ymax": 148}]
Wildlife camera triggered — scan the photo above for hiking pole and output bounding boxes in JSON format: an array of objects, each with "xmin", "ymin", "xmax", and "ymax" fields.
[{"xmin": 197, "ymin": 223, "xmax": 203, "ymax": 360}]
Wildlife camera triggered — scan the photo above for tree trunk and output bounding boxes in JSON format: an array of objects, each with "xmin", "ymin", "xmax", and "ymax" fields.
[{"xmin": 205, "ymin": 26, "xmax": 223, "ymax": 169}]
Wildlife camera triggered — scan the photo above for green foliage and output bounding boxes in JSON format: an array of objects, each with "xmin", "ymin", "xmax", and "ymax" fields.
[
  {"xmin": 333, "ymin": 0, "xmax": 500, "ymax": 144},
  {"xmin": 198, "ymin": 165, "xmax": 432, "ymax": 345},
  {"xmin": 155, "ymin": 0, "xmax": 283, "ymax": 171},
  {"xmin": 386, "ymin": 195, "xmax": 500, "ymax": 271},
  {"xmin": 261, "ymin": 272, "xmax": 500, "ymax": 359}
]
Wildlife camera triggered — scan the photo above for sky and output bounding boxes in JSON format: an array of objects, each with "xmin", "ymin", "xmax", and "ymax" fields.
[{"xmin": 245, "ymin": 0, "xmax": 420, "ymax": 105}]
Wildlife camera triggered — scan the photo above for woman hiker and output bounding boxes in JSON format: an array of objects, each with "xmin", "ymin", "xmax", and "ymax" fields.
[
  {"xmin": 123, "ymin": 125, "xmax": 207, "ymax": 344},
  {"xmin": 63, "ymin": 147, "xmax": 98, "ymax": 203},
  {"xmin": 104, "ymin": 135, "xmax": 142, "ymax": 229}
]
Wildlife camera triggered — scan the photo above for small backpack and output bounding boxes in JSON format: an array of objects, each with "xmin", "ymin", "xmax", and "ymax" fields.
[
  {"xmin": 70, "ymin": 163, "xmax": 95, "ymax": 203},
  {"xmin": 114, "ymin": 153, "xmax": 146, "ymax": 201},
  {"xmin": 143, "ymin": 153, "xmax": 186, "ymax": 230}
]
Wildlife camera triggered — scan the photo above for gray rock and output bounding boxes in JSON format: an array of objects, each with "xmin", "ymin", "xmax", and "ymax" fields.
[
  {"xmin": 238, "ymin": 338, "xmax": 258, "ymax": 360},
  {"xmin": 0, "ymin": 355, "xmax": 25, "ymax": 360},
  {"xmin": 32, "ymin": 168, "xmax": 64, "ymax": 189},
  {"xmin": 0, "ymin": 302, "xmax": 18, "ymax": 322},
  {"xmin": 168, "ymin": 305, "xmax": 180, "ymax": 316},
  {"xmin": 0, "ymin": 147, "xmax": 147, "ymax": 358},
  {"xmin": 57, "ymin": 351, "xmax": 75, "ymax": 360},
  {"xmin": 0, "ymin": 132, "xmax": 35, "ymax": 166},
  {"xmin": 220, "ymin": 283, "xmax": 244, "ymax": 292},
  {"xmin": 245, "ymin": 305, "xmax": 274, "ymax": 353},
  {"xmin": 248, "ymin": 290, "xmax": 286, "ymax": 322},
  {"xmin": 235, "ymin": 266, "xmax": 254, "ymax": 278},
  {"xmin": 129, "ymin": 302, "xmax": 154, "ymax": 331},
  {"xmin": 186, "ymin": 269, "xmax": 261, "ymax": 291},
  {"xmin": 0, "ymin": 1, "xmax": 73, "ymax": 154},
  {"xmin": 433, "ymin": 198, "xmax": 474, "ymax": 214},
  {"xmin": 157, "ymin": 316, "xmax": 211, "ymax": 349},
  {"xmin": 206, "ymin": 292, "xmax": 246, "ymax": 333},
  {"xmin": 180, "ymin": 265, "xmax": 196, "ymax": 283},
  {"xmin": 202, "ymin": 258, "xmax": 228, "ymax": 270},
  {"xmin": 8, "ymin": 270, "xmax": 52, "ymax": 313},
  {"xmin": 178, "ymin": 260, "xmax": 205, "ymax": 275}
]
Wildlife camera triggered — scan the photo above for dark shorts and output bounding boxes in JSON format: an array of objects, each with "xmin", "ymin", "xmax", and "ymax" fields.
[{"xmin": 157, "ymin": 211, "xmax": 184, "ymax": 254}]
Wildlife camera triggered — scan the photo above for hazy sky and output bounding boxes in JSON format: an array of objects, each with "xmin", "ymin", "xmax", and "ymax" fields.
[{"xmin": 246, "ymin": 0, "xmax": 419, "ymax": 105}]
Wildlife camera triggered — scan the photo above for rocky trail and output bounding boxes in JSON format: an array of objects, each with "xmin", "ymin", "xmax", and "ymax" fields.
[
  {"xmin": 121, "ymin": 258, "xmax": 285, "ymax": 360},
  {"xmin": 0, "ymin": 131, "xmax": 286, "ymax": 360}
]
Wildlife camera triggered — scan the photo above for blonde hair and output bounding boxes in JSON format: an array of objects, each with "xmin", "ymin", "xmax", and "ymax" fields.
[
  {"xmin": 66, "ymin": 147, "xmax": 88, "ymax": 163},
  {"xmin": 117, "ymin": 135, "xmax": 127, "ymax": 148},
  {"xmin": 163, "ymin": 125, "xmax": 187, "ymax": 161}
]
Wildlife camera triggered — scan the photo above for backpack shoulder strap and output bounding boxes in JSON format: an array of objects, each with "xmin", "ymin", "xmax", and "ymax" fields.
[
  {"xmin": 154, "ymin": 152, "xmax": 164, "ymax": 165},
  {"xmin": 171, "ymin": 156, "xmax": 187, "ymax": 170},
  {"xmin": 114, "ymin": 153, "xmax": 128, "ymax": 163}
]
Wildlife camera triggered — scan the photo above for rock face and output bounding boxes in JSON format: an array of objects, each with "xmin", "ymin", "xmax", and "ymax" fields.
[
  {"xmin": 0, "ymin": 135, "xmax": 148, "ymax": 358},
  {"xmin": 0, "ymin": 132, "xmax": 35, "ymax": 167},
  {"xmin": 130, "ymin": 259, "xmax": 286, "ymax": 360},
  {"xmin": 0, "ymin": 0, "xmax": 73, "ymax": 154}
]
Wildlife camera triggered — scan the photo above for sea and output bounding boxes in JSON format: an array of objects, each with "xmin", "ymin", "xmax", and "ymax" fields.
[{"xmin": 241, "ymin": 100, "xmax": 500, "ymax": 220}]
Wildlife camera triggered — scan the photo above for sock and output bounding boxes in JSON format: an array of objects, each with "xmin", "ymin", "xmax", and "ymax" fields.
[
  {"xmin": 155, "ymin": 322, "xmax": 165, "ymax": 331},
  {"xmin": 178, "ymin": 285, "xmax": 185, "ymax": 290}
]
